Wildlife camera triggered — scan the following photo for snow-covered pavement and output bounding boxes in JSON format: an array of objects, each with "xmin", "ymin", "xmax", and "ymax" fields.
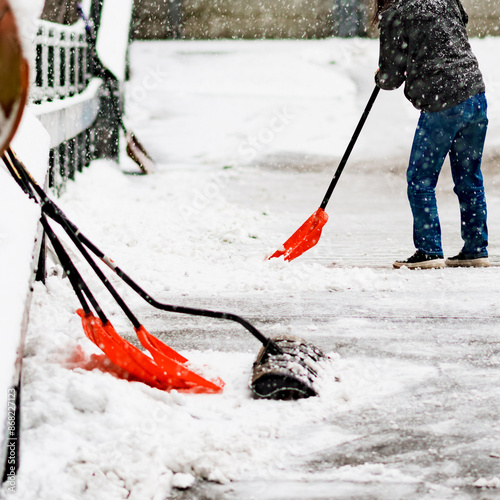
[{"xmin": 4, "ymin": 38, "xmax": 500, "ymax": 499}]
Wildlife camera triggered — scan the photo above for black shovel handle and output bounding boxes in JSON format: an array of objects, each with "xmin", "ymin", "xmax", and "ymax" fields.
[
  {"xmin": 40, "ymin": 214, "xmax": 109, "ymax": 324},
  {"xmin": 2, "ymin": 150, "xmax": 106, "ymax": 322},
  {"xmin": 77, "ymin": 4, "xmax": 154, "ymax": 174},
  {"xmin": 320, "ymin": 85, "xmax": 380, "ymax": 210},
  {"xmin": 68, "ymin": 226, "xmax": 279, "ymax": 352},
  {"xmin": 77, "ymin": 5, "xmax": 134, "ymax": 138},
  {"xmin": 77, "ymin": 4, "xmax": 125, "ymax": 132},
  {"xmin": 3, "ymin": 148, "xmax": 282, "ymax": 356}
]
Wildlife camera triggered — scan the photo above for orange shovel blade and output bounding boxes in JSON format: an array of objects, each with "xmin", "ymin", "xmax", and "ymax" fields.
[
  {"xmin": 135, "ymin": 326, "xmax": 224, "ymax": 393},
  {"xmin": 139, "ymin": 328, "xmax": 188, "ymax": 364},
  {"xmin": 269, "ymin": 208, "xmax": 329, "ymax": 262},
  {"xmin": 77, "ymin": 309, "xmax": 163, "ymax": 388},
  {"xmin": 76, "ymin": 310, "xmax": 223, "ymax": 393}
]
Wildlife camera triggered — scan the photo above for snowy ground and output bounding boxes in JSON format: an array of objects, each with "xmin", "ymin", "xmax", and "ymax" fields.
[{"xmin": 3, "ymin": 38, "xmax": 500, "ymax": 499}]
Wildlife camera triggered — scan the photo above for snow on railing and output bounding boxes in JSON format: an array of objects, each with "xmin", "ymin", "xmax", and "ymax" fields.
[
  {"xmin": 29, "ymin": 19, "xmax": 102, "ymax": 192},
  {"xmin": 31, "ymin": 20, "xmax": 90, "ymax": 104}
]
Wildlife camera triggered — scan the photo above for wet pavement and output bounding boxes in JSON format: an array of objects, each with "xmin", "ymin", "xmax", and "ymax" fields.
[
  {"xmin": 121, "ymin": 40, "xmax": 500, "ymax": 499},
  {"xmin": 135, "ymin": 156, "xmax": 500, "ymax": 499}
]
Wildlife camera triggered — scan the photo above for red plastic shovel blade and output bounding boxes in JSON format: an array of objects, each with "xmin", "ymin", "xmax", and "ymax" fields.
[
  {"xmin": 269, "ymin": 208, "xmax": 329, "ymax": 262},
  {"xmin": 77, "ymin": 310, "xmax": 223, "ymax": 393},
  {"xmin": 139, "ymin": 329, "xmax": 188, "ymax": 364},
  {"xmin": 135, "ymin": 326, "xmax": 224, "ymax": 393},
  {"xmin": 77, "ymin": 309, "xmax": 163, "ymax": 388},
  {"xmin": 67, "ymin": 346, "xmax": 145, "ymax": 382}
]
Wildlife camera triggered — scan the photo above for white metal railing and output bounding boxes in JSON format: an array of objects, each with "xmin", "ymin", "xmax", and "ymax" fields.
[
  {"xmin": 1, "ymin": 6, "xmax": 129, "ymax": 486},
  {"xmin": 31, "ymin": 20, "xmax": 90, "ymax": 104},
  {"xmin": 29, "ymin": 20, "xmax": 104, "ymax": 191}
]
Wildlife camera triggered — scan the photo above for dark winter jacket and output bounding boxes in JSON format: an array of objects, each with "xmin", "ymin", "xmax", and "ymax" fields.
[{"xmin": 375, "ymin": 0, "xmax": 485, "ymax": 112}]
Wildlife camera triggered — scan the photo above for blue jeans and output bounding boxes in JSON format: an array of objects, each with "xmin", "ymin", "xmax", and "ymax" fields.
[{"xmin": 407, "ymin": 93, "xmax": 488, "ymax": 257}]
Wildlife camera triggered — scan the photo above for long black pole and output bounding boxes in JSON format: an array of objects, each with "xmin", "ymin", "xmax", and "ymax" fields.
[
  {"xmin": 41, "ymin": 214, "xmax": 109, "ymax": 323},
  {"xmin": 2, "ymin": 150, "xmax": 104, "ymax": 321},
  {"xmin": 4, "ymin": 148, "xmax": 282, "ymax": 355},
  {"xmin": 320, "ymin": 85, "xmax": 380, "ymax": 210}
]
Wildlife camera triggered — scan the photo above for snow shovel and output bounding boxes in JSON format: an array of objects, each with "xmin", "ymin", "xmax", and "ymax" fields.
[
  {"xmin": 3, "ymin": 149, "xmax": 221, "ymax": 393},
  {"xmin": 269, "ymin": 85, "xmax": 380, "ymax": 261},
  {"xmin": 77, "ymin": 3, "xmax": 155, "ymax": 175},
  {"xmin": 3, "ymin": 148, "xmax": 331, "ymax": 400}
]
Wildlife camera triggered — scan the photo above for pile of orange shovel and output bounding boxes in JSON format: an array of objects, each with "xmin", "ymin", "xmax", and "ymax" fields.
[
  {"xmin": 4, "ymin": 148, "xmax": 330, "ymax": 399},
  {"xmin": 4, "ymin": 149, "xmax": 222, "ymax": 393}
]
